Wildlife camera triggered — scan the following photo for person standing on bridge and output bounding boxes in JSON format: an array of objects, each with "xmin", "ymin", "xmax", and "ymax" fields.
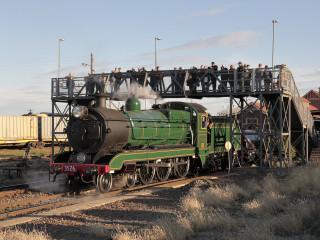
[
  {"xmin": 109, "ymin": 69, "xmax": 116, "ymax": 94},
  {"xmin": 201, "ymin": 65, "xmax": 209, "ymax": 92},
  {"xmin": 229, "ymin": 65, "xmax": 235, "ymax": 92},
  {"xmin": 263, "ymin": 65, "xmax": 272, "ymax": 91},
  {"xmin": 114, "ymin": 67, "xmax": 122, "ymax": 92},
  {"xmin": 237, "ymin": 62, "xmax": 244, "ymax": 92},
  {"xmin": 67, "ymin": 72, "xmax": 75, "ymax": 97},
  {"xmin": 255, "ymin": 63, "xmax": 263, "ymax": 91},
  {"xmin": 177, "ymin": 67, "xmax": 185, "ymax": 93},
  {"xmin": 155, "ymin": 66, "xmax": 164, "ymax": 93},
  {"xmin": 243, "ymin": 64, "xmax": 251, "ymax": 91},
  {"xmin": 209, "ymin": 62, "xmax": 218, "ymax": 92},
  {"xmin": 220, "ymin": 65, "xmax": 229, "ymax": 92},
  {"xmin": 187, "ymin": 66, "xmax": 198, "ymax": 94},
  {"xmin": 128, "ymin": 67, "xmax": 137, "ymax": 85},
  {"xmin": 172, "ymin": 67, "xmax": 178, "ymax": 93}
]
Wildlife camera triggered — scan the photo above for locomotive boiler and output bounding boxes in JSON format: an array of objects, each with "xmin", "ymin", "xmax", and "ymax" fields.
[{"xmin": 50, "ymin": 94, "xmax": 240, "ymax": 192}]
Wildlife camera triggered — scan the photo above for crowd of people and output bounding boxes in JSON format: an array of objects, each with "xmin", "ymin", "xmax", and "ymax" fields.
[
  {"xmin": 77, "ymin": 62, "xmax": 286, "ymax": 95},
  {"xmin": 183, "ymin": 62, "xmax": 277, "ymax": 93}
]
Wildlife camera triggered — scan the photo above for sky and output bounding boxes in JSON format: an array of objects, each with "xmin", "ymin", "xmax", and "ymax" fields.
[{"xmin": 0, "ymin": 0, "xmax": 319, "ymax": 116}]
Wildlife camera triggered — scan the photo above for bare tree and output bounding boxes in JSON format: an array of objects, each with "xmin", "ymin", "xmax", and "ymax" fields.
[{"xmin": 217, "ymin": 106, "xmax": 239, "ymax": 116}]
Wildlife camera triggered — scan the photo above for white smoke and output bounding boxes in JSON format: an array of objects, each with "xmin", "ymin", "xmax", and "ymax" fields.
[
  {"xmin": 25, "ymin": 172, "xmax": 68, "ymax": 193},
  {"xmin": 113, "ymin": 82, "xmax": 161, "ymax": 101}
]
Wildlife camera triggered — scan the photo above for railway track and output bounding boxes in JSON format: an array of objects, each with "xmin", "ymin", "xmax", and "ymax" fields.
[
  {"xmin": 0, "ymin": 176, "xmax": 67, "ymax": 192},
  {"xmin": 0, "ymin": 191, "xmax": 72, "ymax": 220},
  {"xmin": 0, "ymin": 182, "xmax": 96, "ymax": 221},
  {"xmin": 0, "ymin": 171, "xmax": 233, "ymax": 225}
]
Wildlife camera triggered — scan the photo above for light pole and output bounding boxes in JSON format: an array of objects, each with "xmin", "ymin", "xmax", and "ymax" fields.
[
  {"xmin": 155, "ymin": 37, "xmax": 161, "ymax": 69},
  {"xmin": 81, "ymin": 63, "xmax": 91, "ymax": 73},
  {"xmin": 58, "ymin": 38, "xmax": 65, "ymax": 79},
  {"xmin": 272, "ymin": 20, "xmax": 278, "ymax": 74}
]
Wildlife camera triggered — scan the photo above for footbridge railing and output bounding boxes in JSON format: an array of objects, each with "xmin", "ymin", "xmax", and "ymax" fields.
[{"xmin": 279, "ymin": 68, "xmax": 317, "ymax": 142}]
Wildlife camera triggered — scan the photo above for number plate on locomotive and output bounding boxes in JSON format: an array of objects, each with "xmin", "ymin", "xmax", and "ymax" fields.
[{"xmin": 63, "ymin": 165, "xmax": 76, "ymax": 172}]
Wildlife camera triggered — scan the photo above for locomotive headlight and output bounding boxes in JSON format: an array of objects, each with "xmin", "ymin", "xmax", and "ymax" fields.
[
  {"xmin": 76, "ymin": 153, "xmax": 86, "ymax": 163},
  {"xmin": 72, "ymin": 105, "xmax": 88, "ymax": 119}
]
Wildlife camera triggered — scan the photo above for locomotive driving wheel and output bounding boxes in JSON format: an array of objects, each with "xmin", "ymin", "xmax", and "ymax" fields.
[
  {"xmin": 125, "ymin": 171, "xmax": 138, "ymax": 188},
  {"xmin": 97, "ymin": 173, "xmax": 113, "ymax": 193},
  {"xmin": 174, "ymin": 157, "xmax": 190, "ymax": 178},
  {"xmin": 138, "ymin": 161, "xmax": 155, "ymax": 185},
  {"xmin": 156, "ymin": 159, "xmax": 172, "ymax": 182}
]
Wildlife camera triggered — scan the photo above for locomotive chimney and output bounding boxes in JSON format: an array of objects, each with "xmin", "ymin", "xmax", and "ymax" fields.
[{"xmin": 95, "ymin": 93, "xmax": 107, "ymax": 108}]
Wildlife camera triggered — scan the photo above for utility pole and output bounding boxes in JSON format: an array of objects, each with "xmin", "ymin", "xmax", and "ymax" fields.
[
  {"xmin": 272, "ymin": 20, "xmax": 279, "ymax": 75},
  {"xmin": 91, "ymin": 52, "xmax": 94, "ymax": 74}
]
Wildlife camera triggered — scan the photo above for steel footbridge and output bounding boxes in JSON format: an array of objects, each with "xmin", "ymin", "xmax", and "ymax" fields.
[{"xmin": 51, "ymin": 66, "xmax": 317, "ymax": 169}]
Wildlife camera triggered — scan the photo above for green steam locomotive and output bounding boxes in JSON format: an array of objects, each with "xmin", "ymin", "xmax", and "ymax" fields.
[{"xmin": 49, "ymin": 94, "xmax": 240, "ymax": 192}]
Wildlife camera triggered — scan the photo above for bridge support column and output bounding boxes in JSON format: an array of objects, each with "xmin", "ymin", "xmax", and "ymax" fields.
[
  {"xmin": 301, "ymin": 127, "xmax": 309, "ymax": 164},
  {"xmin": 229, "ymin": 93, "xmax": 292, "ymax": 169},
  {"xmin": 230, "ymin": 95, "xmax": 268, "ymax": 169}
]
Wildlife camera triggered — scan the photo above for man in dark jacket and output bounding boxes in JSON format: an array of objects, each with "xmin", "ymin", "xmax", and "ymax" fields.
[
  {"xmin": 177, "ymin": 67, "xmax": 185, "ymax": 93},
  {"xmin": 255, "ymin": 63, "xmax": 263, "ymax": 91},
  {"xmin": 209, "ymin": 62, "xmax": 218, "ymax": 92},
  {"xmin": 263, "ymin": 65, "xmax": 272, "ymax": 91},
  {"xmin": 155, "ymin": 66, "xmax": 164, "ymax": 93},
  {"xmin": 220, "ymin": 65, "xmax": 229, "ymax": 92},
  {"xmin": 114, "ymin": 67, "xmax": 122, "ymax": 92},
  {"xmin": 127, "ymin": 67, "xmax": 137, "ymax": 85},
  {"xmin": 237, "ymin": 62, "xmax": 244, "ymax": 92},
  {"xmin": 187, "ymin": 66, "xmax": 198, "ymax": 94},
  {"xmin": 229, "ymin": 65, "xmax": 235, "ymax": 92}
]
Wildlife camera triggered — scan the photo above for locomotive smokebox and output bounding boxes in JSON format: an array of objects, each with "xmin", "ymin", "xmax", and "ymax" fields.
[
  {"xmin": 95, "ymin": 93, "xmax": 107, "ymax": 108},
  {"xmin": 67, "ymin": 106, "xmax": 130, "ymax": 154}
]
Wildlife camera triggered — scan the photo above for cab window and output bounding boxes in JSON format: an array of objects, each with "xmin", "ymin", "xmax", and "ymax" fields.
[{"xmin": 201, "ymin": 115, "xmax": 207, "ymax": 128}]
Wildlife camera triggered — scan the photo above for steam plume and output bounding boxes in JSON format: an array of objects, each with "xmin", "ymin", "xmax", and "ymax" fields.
[{"xmin": 113, "ymin": 82, "xmax": 161, "ymax": 101}]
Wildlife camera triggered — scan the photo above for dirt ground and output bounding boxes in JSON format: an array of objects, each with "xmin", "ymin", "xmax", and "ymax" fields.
[{"xmin": 14, "ymin": 176, "xmax": 235, "ymax": 240}]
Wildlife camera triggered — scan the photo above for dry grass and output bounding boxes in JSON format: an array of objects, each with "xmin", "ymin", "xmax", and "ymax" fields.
[
  {"xmin": 180, "ymin": 183, "xmax": 251, "ymax": 211},
  {"xmin": 272, "ymin": 199, "xmax": 319, "ymax": 235},
  {"xmin": 0, "ymin": 146, "xmax": 60, "ymax": 159},
  {"xmin": 237, "ymin": 221, "xmax": 274, "ymax": 240},
  {"xmin": 280, "ymin": 162, "xmax": 320, "ymax": 195},
  {"xmin": 115, "ymin": 162, "xmax": 320, "ymax": 239},
  {"xmin": 263, "ymin": 174, "xmax": 282, "ymax": 192},
  {"xmin": 0, "ymin": 228, "xmax": 51, "ymax": 240},
  {"xmin": 82, "ymin": 223, "xmax": 113, "ymax": 238},
  {"xmin": 243, "ymin": 190, "xmax": 288, "ymax": 217},
  {"xmin": 180, "ymin": 194, "xmax": 204, "ymax": 212},
  {"xmin": 245, "ymin": 178, "xmax": 263, "ymax": 195},
  {"xmin": 112, "ymin": 210, "xmax": 239, "ymax": 240}
]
